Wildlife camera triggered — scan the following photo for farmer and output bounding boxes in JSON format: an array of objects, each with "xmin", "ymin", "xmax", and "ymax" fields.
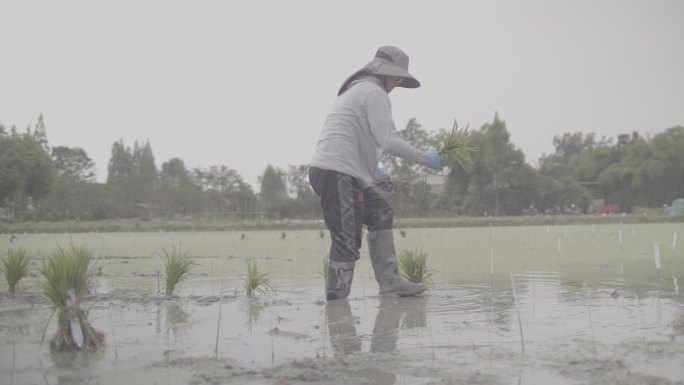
[{"xmin": 309, "ymin": 46, "xmax": 443, "ymax": 301}]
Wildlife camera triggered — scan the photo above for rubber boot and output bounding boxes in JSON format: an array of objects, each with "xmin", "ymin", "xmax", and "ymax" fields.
[
  {"xmin": 367, "ymin": 230, "xmax": 427, "ymax": 296},
  {"xmin": 326, "ymin": 260, "xmax": 355, "ymax": 301}
]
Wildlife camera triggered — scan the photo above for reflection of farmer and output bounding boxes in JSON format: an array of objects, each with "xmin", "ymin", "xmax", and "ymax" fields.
[
  {"xmin": 309, "ymin": 46, "xmax": 443, "ymax": 301},
  {"xmin": 325, "ymin": 297, "xmax": 425, "ymax": 381},
  {"xmin": 327, "ymin": 297, "xmax": 417, "ymax": 353}
]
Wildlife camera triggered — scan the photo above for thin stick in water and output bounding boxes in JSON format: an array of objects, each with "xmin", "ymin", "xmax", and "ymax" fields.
[
  {"xmin": 654, "ymin": 242, "xmax": 662, "ymax": 283},
  {"xmin": 509, "ymin": 272, "xmax": 525, "ymax": 354},
  {"xmin": 215, "ymin": 282, "xmax": 224, "ymax": 357}
]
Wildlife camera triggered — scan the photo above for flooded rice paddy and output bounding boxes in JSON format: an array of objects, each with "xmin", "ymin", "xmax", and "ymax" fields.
[{"xmin": 1, "ymin": 222, "xmax": 683, "ymax": 384}]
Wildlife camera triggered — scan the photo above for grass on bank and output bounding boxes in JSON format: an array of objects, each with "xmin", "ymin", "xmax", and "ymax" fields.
[{"xmin": 2, "ymin": 246, "xmax": 31, "ymax": 293}]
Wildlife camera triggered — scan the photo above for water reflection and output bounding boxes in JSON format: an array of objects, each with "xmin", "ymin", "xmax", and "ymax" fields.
[
  {"xmin": 325, "ymin": 299, "xmax": 361, "ymax": 354},
  {"xmin": 245, "ymin": 299, "xmax": 265, "ymax": 331},
  {"xmin": 325, "ymin": 296, "xmax": 428, "ymax": 384},
  {"xmin": 155, "ymin": 303, "xmax": 191, "ymax": 338},
  {"xmin": 47, "ymin": 348, "xmax": 104, "ymax": 385}
]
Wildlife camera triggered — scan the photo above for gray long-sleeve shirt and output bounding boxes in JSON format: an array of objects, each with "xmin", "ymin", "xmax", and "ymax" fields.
[{"xmin": 310, "ymin": 75, "xmax": 431, "ymax": 188}]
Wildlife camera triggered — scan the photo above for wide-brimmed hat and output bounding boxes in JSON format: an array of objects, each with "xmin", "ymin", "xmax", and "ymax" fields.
[{"xmin": 338, "ymin": 46, "xmax": 421, "ymax": 95}]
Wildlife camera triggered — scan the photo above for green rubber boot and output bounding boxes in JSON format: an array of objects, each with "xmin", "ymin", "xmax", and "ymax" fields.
[
  {"xmin": 367, "ymin": 230, "xmax": 427, "ymax": 297},
  {"xmin": 326, "ymin": 260, "xmax": 355, "ymax": 301}
]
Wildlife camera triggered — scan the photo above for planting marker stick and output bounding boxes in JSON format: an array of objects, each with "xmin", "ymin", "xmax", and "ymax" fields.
[
  {"xmin": 490, "ymin": 246, "xmax": 494, "ymax": 276},
  {"xmin": 154, "ymin": 252, "xmax": 161, "ymax": 294},
  {"xmin": 509, "ymin": 272, "xmax": 525, "ymax": 354},
  {"xmin": 215, "ymin": 282, "xmax": 223, "ymax": 357},
  {"xmin": 672, "ymin": 232, "xmax": 678, "ymax": 258},
  {"xmin": 654, "ymin": 242, "xmax": 661, "ymax": 283},
  {"xmin": 490, "ymin": 246, "xmax": 495, "ymax": 289},
  {"xmin": 619, "ymin": 228, "xmax": 624, "ymax": 252}
]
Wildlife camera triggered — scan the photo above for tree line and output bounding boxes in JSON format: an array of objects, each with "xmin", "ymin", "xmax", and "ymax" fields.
[{"xmin": 1, "ymin": 114, "xmax": 683, "ymax": 222}]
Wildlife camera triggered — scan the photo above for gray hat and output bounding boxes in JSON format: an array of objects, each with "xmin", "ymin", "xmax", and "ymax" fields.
[{"xmin": 338, "ymin": 46, "xmax": 421, "ymax": 95}]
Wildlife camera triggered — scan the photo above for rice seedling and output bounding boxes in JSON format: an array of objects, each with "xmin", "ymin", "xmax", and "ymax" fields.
[
  {"xmin": 319, "ymin": 230, "xmax": 325, "ymax": 239},
  {"xmin": 39, "ymin": 245, "xmax": 104, "ymax": 351},
  {"xmin": 161, "ymin": 244, "xmax": 196, "ymax": 296},
  {"xmin": 438, "ymin": 120, "xmax": 477, "ymax": 168},
  {"xmin": 399, "ymin": 229, "xmax": 406, "ymax": 238},
  {"xmin": 281, "ymin": 232, "xmax": 287, "ymax": 240},
  {"xmin": 397, "ymin": 248, "xmax": 433, "ymax": 284},
  {"xmin": 318, "ymin": 257, "xmax": 330, "ymax": 282},
  {"xmin": 1, "ymin": 247, "xmax": 31, "ymax": 293},
  {"xmin": 373, "ymin": 175, "xmax": 412, "ymax": 212},
  {"xmin": 241, "ymin": 258, "xmax": 274, "ymax": 297}
]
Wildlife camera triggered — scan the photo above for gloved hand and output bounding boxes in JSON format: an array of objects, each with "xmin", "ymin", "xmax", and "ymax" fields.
[
  {"xmin": 426, "ymin": 149, "xmax": 444, "ymax": 169},
  {"xmin": 375, "ymin": 168, "xmax": 395, "ymax": 193}
]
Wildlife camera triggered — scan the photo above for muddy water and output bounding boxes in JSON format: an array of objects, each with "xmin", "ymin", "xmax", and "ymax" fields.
[{"xmin": 1, "ymin": 223, "xmax": 683, "ymax": 384}]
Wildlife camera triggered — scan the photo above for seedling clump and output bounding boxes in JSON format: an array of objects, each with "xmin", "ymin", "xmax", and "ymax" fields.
[
  {"xmin": 39, "ymin": 245, "xmax": 104, "ymax": 351},
  {"xmin": 162, "ymin": 244, "xmax": 196, "ymax": 296},
  {"xmin": 242, "ymin": 259, "xmax": 274, "ymax": 296},
  {"xmin": 439, "ymin": 120, "xmax": 477, "ymax": 168},
  {"xmin": 2, "ymin": 246, "xmax": 31, "ymax": 293},
  {"xmin": 398, "ymin": 248, "xmax": 433, "ymax": 285}
]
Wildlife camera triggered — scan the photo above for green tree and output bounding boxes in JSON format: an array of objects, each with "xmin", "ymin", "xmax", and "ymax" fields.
[
  {"xmin": 42, "ymin": 146, "xmax": 98, "ymax": 220},
  {"xmin": 193, "ymin": 165, "xmax": 257, "ymax": 220},
  {"xmin": 106, "ymin": 139, "xmax": 158, "ymax": 218},
  {"xmin": 287, "ymin": 164, "xmax": 319, "ymax": 218},
  {"xmin": 51, "ymin": 146, "xmax": 96, "ymax": 182},
  {"xmin": 258, "ymin": 165, "xmax": 289, "ymax": 219},
  {"xmin": 457, "ymin": 113, "xmax": 539, "ymax": 216},
  {"xmin": 158, "ymin": 158, "xmax": 202, "ymax": 217},
  {"xmin": 0, "ymin": 125, "xmax": 54, "ymax": 220}
]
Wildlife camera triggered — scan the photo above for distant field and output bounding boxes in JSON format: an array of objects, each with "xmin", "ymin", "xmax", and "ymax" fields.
[{"xmin": 1, "ymin": 213, "xmax": 682, "ymax": 234}]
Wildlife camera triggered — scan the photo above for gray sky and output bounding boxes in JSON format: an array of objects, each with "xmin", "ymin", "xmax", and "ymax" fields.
[{"xmin": 2, "ymin": 0, "xmax": 683, "ymax": 188}]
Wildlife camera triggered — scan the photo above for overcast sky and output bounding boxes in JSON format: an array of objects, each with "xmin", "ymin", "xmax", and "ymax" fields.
[{"xmin": 2, "ymin": 0, "xmax": 683, "ymax": 188}]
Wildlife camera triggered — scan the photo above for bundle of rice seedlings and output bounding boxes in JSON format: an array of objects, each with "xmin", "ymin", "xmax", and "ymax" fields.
[
  {"xmin": 242, "ymin": 259, "xmax": 274, "ymax": 297},
  {"xmin": 39, "ymin": 245, "xmax": 104, "ymax": 351},
  {"xmin": 373, "ymin": 175, "xmax": 412, "ymax": 212},
  {"xmin": 398, "ymin": 248, "xmax": 433, "ymax": 285},
  {"xmin": 162, "ymin": 245, "xmax": 196, "ymax": 296},
  {"xmin": 2, "ymin": 247, "xmax": 31, "ymax": 293},
  {"xmin": 439, "ymin": 120, "xmax": 477, "ymax": 168}
]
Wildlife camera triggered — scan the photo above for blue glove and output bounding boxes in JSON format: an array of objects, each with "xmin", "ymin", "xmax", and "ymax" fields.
[
  {"xmin": 426, "ymin": 149, "xmax": 443, "ymax": 169},
  {"xmin": 375, "ymin": 168, "xmax": 395, "ymax": 193}
]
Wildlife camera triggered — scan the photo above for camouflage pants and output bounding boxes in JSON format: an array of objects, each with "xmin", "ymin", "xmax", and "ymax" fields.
[{"xmin": 308, "ymin": 166, "xmax": 393, "ymax": 263}]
